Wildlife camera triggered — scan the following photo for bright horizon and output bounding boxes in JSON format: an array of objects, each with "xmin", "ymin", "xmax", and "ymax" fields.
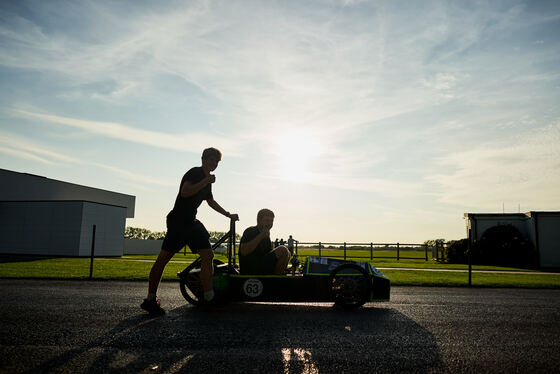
[{"xmin": 1, "ymin": 1, "xmax": 559, "ymax": 243}]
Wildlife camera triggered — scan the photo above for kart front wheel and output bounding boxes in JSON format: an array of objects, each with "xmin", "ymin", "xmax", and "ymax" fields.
[
  {"xmin": 329, "ymin": 263, "xmax": 371, "ymax": 309},
  {"xmin": 179, "ymin": 259, "xmax": 224, "ymax": 306}
]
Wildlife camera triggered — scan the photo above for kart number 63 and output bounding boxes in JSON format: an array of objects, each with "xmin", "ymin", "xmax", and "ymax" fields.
[{"xmin": 243, "ymin": 279, "xmax": 263, "ymax": 298}]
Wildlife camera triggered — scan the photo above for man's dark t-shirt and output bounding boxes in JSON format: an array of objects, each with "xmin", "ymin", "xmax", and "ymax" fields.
[
  {"xmin": 167, "ymin": 167, "xmax": 213, "ymax": 225},
  {"xmin": 240, "ymin": 226, "xmax": 272, "ymax": 274}
]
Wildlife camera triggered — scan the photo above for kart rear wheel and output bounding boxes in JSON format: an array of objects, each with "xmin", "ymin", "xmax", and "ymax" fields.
[
  {"xmin": 329, "ymin": 263, "xmax": 371, "ymax": 309},
  {"xmin": 179, "ymin": 259, "xmax": 224, "ymax": 306}
]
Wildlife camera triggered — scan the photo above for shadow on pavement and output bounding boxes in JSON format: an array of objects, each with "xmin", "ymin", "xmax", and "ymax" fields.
[{"xmin": 26, "ymin": 303, "xmax": 443, "ymax": 373}]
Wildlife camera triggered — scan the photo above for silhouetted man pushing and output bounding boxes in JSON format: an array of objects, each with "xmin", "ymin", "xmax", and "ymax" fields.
[{"xmin": 141, "ymin": 147, "xmax": 238, "ymax": 315}]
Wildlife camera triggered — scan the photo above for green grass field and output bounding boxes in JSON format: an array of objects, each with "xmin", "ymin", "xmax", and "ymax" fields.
[
  {"xmin": 383, "ymin": 269, "xmax": 560, "ymax": 288},
  {"xmin": 1, "ymin": 251, "xmax": 559, "ymax": 288}
]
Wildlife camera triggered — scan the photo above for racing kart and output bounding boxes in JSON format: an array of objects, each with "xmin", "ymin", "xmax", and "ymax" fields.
[{"xmin": 177, "ymin": 219, "xmax": 390, "ymax": 308}]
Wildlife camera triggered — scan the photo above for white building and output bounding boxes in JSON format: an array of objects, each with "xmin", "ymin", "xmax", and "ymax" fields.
[
  {"xmin": 464, "ymin": 212, "xmax": 560, "ymax": 268},
  {"xmin": 0, "ymin": 169, "xmax": 135, "ymax": 257}
]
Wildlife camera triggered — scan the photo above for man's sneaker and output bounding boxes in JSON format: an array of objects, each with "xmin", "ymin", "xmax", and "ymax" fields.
[{"xmin": 140, "ymin": 298, "xmax": 165, "ymax": 315}]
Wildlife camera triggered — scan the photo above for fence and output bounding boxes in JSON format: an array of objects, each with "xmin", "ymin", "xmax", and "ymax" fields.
[
  {"xmin": 177, "ymin": 240, "xmax": 448, "ymax": 262},
  {"xmin": 293, "ymin": 241, "xmax": 447, "ymax": 262},
  {"xmin": 124, "ymin": 233, "xmax": 448, "ymax": 263}
]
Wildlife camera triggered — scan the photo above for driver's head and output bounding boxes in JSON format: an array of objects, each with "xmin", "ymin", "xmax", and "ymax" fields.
[{"xmin": 257, "ymin": 208, "xmax": 275, "ymax": 230}]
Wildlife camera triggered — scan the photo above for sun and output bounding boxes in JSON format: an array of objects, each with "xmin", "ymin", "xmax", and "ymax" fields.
[{"xmin": 272, "ymin": 131, "xmax": 322, "ymax": 182}]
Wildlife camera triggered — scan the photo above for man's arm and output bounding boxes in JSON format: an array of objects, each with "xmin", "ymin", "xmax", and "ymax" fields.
[
  {"xmin": 180, "ymin": 175, "xmax": 215, "ymax": 198},
  {"xmin": 239, "ymin": 229, "xmax": 269, "ymax": 256},
  {"xmin": 207, "ymin": 199, "xmax": 239, "ymax": 221}
]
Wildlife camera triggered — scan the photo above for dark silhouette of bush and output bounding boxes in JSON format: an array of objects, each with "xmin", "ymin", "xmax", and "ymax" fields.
[
  {"xmin": 472, "ymin": 224, "xmax": 537, "ymax": 267},
  {"xmin": 445, "ymin": 239, "xmax": 469, "ymax": 264}
]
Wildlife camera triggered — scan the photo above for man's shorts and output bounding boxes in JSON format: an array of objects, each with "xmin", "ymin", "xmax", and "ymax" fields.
[
  {"xmin": 243, "ymin": 251, "xmax": 278, "ymax": 275},
  {"xmin": 161, "ymin": 219, "xmax": 211, "ymax": 254}
]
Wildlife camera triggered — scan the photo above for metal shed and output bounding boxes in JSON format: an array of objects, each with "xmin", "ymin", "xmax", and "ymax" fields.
[
  {"xmin": 0, "ymin": 169, "xmax": 135, "ymax": 257},
  {"xmin": 465, "ymin": 212, "xmax": 560, "ymax": 268}
]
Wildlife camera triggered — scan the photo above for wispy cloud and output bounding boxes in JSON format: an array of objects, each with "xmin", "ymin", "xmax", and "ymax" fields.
[
  {"xmin": 237, "ymin": 169, "xmax": 423, "ymax": 197},
  {"xmin": 0, "ymin": 131, "xmax": 81, "ymax": 164},
  {"xmin": 10, "ymin": 109, "xmax": 241, "ymax": 156},
  {"xmin": 90, "ymin": 163, "xmax": 175, "ymax": 187},
  {"xmin": 0, "ymin": 2, "xmax": 458, "ymax": 132},
  {"xmin": 1, "ymin": 1, "xmax": 560, "ymax": 240},
  {"xmin": 0, "ymin": 130, "xmax": 174, "ymax": 187},
  {"xmin": 429, "ymin": 121, "xmax": 560, "ymax": 209},
  {"xmin": 0, "ymin": 145, "xmax": 55, "ymax": 165},
  {"xmin": 2, "ymin": 1, "xmax": 553, "ymax": 148}
]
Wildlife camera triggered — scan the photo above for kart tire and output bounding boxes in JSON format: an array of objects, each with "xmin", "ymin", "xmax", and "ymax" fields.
[
  {"xmin": 179, "ymin": 259, "xmax": 224, "ymax": 306},
  {"xmin": 329, "ymin": 263, "xmax": 371, "ymax": 309}
]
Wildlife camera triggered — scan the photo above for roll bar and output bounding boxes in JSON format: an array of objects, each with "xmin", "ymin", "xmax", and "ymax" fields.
[{"xmin": 211, "ymin": 218, "xmax": 237, "ymax": 268}]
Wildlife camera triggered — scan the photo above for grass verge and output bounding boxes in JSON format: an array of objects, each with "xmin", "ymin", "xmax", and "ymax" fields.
[
  {"xmin": 0, "ymin": 255, "xmax": 558, "ymax": 288},
  {"xmin": 383, "ymin": 269, "xmax": 560, "ymax": 288},
  {"xmin": 0, "ymin": 258, "xmax": 184, "ymax": 281},
  {"xmin": 128, "ymin": 252, "xmax": 538, "ymax": 272}
]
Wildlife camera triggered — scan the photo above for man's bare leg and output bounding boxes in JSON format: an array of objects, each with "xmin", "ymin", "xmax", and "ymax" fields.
[
  {"xmin": 198, "ymin": 248, "xmax": 214, "ymax": 299},
  {"xmin": 142, "ymin": 249, "xmax": 175, "ymax": 314},
  {"xmin": 273, "ymin": 246, "xmax": 291, "ymax": 275},
  {"xmin": 148, "ymin": 249, "xmax": 175, "ymax": 295}
]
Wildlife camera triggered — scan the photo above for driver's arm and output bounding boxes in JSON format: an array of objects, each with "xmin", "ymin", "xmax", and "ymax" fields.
[{"xmin": 239, "ymin": 230, "xmax": 269, "ymax": 256}]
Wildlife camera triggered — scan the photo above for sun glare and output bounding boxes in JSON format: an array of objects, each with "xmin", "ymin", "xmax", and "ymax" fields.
[{"xmin": 273, "ymin": 131, "xmax": 322, "ymax": 182}]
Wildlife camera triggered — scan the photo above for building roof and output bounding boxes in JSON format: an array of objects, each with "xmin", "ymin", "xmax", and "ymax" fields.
[
  {"xmin": 464, "ymin": 212, "xmax": 560, "ymax": 218},
  {"xmin": 0, "ymin": 169, "xmax": 135, "ymax": 218},
  {"xmin": 525, "ymin": 211, "xmax": 560, "ymax": 217},
  {"xmin": 464, "ymin": 213, "xmax": 527, "ymax": 218}
]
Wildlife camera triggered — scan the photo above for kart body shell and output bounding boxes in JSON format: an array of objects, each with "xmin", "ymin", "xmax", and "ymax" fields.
[
  {"xmin": 213, "ymin": 257, "xmax": 390, "ymax": 303},
  {"xmin": 178, "ymin": 219, "xmax": 390, "ymax": 308},
  {"xmin": 179, "ymin": 256, "xmax": 390, "ymax": 308}
]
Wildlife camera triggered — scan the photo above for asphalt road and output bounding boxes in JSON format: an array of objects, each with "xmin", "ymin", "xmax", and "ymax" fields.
[{"xmin": 1, "ymin": 280, "xmax": 559, "ymax": 373}]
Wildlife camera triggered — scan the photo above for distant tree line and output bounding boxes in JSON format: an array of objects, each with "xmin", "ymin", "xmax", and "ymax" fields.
[
  {"xmin": 423, "ymin": 239, "xmax": 445, "ymax": 250},
  {"xmin": 124, "ymin": 227, "xmax": 240, "ymax": 242}
]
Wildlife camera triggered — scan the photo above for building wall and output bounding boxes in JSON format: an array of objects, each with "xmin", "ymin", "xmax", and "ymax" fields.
[
  {"xmin": 469, "ymin": 215, "xmax": 530, "ymax": 240},
  {"xmin": 466, "ymin": 212, "xmax": 560, "ymax": 268},
  {"xmin": 0, "ymin": 201, "xmax": 126, "ymax": 256},
  {"xmin": 536, "ymin": 214, "xmax": 560, "ymax": 268},
  {"xmin": 0, "ymin": 201, "xmax": 82, "ymax": 255},
  {"xmin": 78, "ymin": 202, "xmax": 127, "ymax": 257}
]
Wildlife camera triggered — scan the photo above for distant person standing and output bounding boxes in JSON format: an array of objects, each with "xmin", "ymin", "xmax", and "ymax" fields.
[
  {"xmin": 288, "ymin": 235, "xmax": 295, "ymax": 255},
  {"xmin": 141, "ymin": 147, "xmax": 238, "ymax": 315}
]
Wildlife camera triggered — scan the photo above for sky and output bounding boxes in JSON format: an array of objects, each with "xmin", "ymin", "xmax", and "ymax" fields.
[{"xmin": 1, "ymin": 0, "xmax": 559, "ymax": 244}]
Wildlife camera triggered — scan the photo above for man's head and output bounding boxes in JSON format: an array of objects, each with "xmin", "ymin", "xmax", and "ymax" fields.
[
  {"xmin": 201, "ymin": 147, "xmax": 222, "ymax": 173},
  {"xmin": 202, "ymin": 147, "xmax": 222, "ymax": 161},
  {"xmin": 257, "ymin": 208, "xmax": 275, "ymax": 230}
]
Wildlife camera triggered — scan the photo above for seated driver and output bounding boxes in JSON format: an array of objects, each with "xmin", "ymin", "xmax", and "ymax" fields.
[{"xmin": 239, "ymin": 209, "xmax": 291, "ymax": 274}]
